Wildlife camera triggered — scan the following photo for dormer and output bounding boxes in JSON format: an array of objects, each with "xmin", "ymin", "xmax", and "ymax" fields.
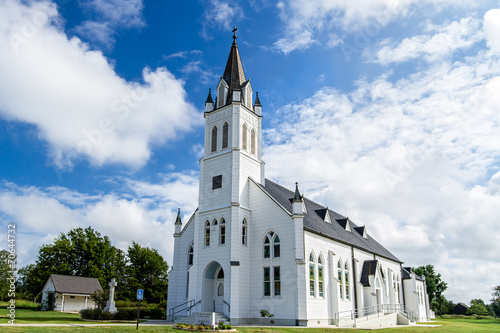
[
  {"xmin": 336, "ymin": 217, "xmax": 352, "ymax": 232},
  {"xmin": 315, "ymin": 208, "xmax": 332, "ymax": 223},
  {"xmin": 354, "ymin": 226, "xmax": 368, "ymax": 238},
  {"xmin": 241, "ymin": 81, "xmax": 253, "ymax": 109},
  {"xmin": 216, "ymin": 77, "xmax": 229, "ymax": 108}
]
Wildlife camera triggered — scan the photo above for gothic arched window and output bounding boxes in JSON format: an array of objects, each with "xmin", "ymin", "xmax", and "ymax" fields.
[
  {"xmin": 219, "ymin": 218, "xmax": 226, "ymax": 245},
  {"xmin": 204, "ymin": 221, "xmax": 210, "ymax": 247},
  {"xmin": 338, "ymin": 260, "xmax": 344, "ymax": 300},
  {"xmin": 242, "ymin": 219, "xmax": 247, "ymax": 245},
  {"xmin": 251, "ymin": 128, "xmax": 256, "ymax": 155},
  {"xmin": 187, "ymin": 245, "xmax": 193, "ymax": 266},
  {"xmin": 211, "ymin": 126, "xmax": 218, "ymax": 152},
  {"xmin": 318, "ymin": 254, "xmax": 324, "ymax": 297},
  {"xmin": 242, "ymin": 123, "xmax": 247, "ymax": 151},
  {"xmin": 309, "ymin": 252, "xmax": 315, "ymax": 296},
  {"xmin": 273, "ymin": 234, "xmax": 280, "ymax": 258},
  {"xmin": 345, "ymin": 261, "xmax": 350, "ymax": 300},
  {"xmin": 262, "ymin": 231, "xmax": 281, "ymax": 297},
  {"xmin": 263, "ymin": 234, "xmax": 271, "ymax": 258},
  {"xmin": 222, "ymin": 122, "xmax": 229, "ymax": 149}
]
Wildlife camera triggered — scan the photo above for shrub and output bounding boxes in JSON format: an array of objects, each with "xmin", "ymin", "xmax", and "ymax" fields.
[
  {"xmin": 80, "ymin": 308, "xmax": 102, "ymax": 320},
  {"xmin": 100, "ymin": 311, "xmax": 113, "ymax": 320}
]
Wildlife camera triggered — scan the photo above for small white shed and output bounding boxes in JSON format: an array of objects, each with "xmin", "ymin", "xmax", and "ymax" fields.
[{"xmin": 41, "ymin": 274, "xmax": 103, "ymax": 312}]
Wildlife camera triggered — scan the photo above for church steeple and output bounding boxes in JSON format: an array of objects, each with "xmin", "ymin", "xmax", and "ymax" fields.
[
  {"xmin": 214, "ymin": 28, "xmax": 254, "ymax": 109},
  {"xmin": 223, "ymin": 27, "xmax": 246, "ymax": 99}
]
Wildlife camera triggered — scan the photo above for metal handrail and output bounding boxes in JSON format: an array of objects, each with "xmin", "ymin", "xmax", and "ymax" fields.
[
  {"xmin": 222, "ymin": 300, "xmax": 230, "ymax": 313},
  {"xmin": 168, "ymin": 299, "xmax": 198, "ymax": 321},
  {"xmin": 334, "ymin": 304, "xmax": 419, "ymax": 322}
]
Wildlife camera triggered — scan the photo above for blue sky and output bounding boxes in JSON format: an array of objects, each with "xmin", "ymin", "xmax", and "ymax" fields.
[{"xmin": 1, "ymin": 0, "xmax": 499, "ymax": 304}]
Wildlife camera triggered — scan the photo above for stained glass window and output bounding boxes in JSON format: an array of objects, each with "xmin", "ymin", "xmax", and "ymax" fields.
[
  {"xmin": 318, "ymin": 255, "xmax": 324, "ymax": 297},
  {"xmin": 263, "ymin": 236, "xmax": 270, "ymax": 258},
  {"xmin": 345, "ymin": 261, "xmax": 350, "ymax": 300},
  {"xmin": 338, "ymin": 260, "xmax": 343, "ymax": 299},
  {"xmin": 273, "ymin": 234, "xmax": 280, "ymax": 258},
  {"xmin": 204, "ymin": 221, "xmax": 210, "ymax": 247},
  {"xmin": 309, "ymin": 253, "xmax": 315, "ymax": 296},
  {"xmin": 274, "ymin": 266, "xmax": 281, "ymax": 296},
  {"xmin": 264, "ymin": 267, "xmax": 271, "ymax": 296}
]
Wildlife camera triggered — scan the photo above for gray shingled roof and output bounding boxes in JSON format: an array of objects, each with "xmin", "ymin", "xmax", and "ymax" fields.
[
  {"xmin": 50, "ymin": 274, "xmax": 103, "ymax": 295},
  {"xmin": 260, "ymin": 179, "xmax": 401, "ymax": 263}
]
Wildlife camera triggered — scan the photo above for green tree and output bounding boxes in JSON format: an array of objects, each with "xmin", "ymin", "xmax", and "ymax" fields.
[
  {"xmin": 466, "ymin": 299, "xmax": 490, "ymax": 316},
  {"xmin": 0, "ymin": 250, "xmax": 14, "ymax": 300},
  {"xmin": 17, "ymin": 227, "xmax": 127, "ymax": 298},
  {"xmin": 125, "ymin": 242, "xmax": 169, "ymax": 304},
  {"xmin": 412, "ymin": 265, "xmax": 448, "ymax": 313},
  {"xmin": 490, "ymin": 285, "xmax": 500, "ymax": 317}
]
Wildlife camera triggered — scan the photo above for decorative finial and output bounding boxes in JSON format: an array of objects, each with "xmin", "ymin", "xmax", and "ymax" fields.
[
  {"xmin": 232, "ymin": 27, "xmax": 238, "ymax": 43},
  {"xmin": 175, "ymin": 208, "xmax": 182, "ymax": 225}
]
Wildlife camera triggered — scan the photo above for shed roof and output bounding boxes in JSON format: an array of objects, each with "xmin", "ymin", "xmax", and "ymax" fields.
[{"xmin": 49, "ymin": 274, "xmax": 103, "ymax": 295}]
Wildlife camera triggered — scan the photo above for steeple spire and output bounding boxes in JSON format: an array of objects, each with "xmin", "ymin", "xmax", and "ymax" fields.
[
  {"xmin": 223, "ymin": 27, "xmax": 246, "ymax": 104},
  {"xmin": 175, "ymin": 208, "xmax": 182, "ymax": 225},
  {"xmin": 293, "ymin": 182, "xmax": 303, "ymax": 202}
]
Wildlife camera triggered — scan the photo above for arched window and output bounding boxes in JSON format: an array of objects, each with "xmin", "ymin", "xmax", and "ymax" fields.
[
  {"xmin": 188, "ymin": 245, "xmax": 193, "ymax": 266},
  {"xmin": 211, "ymin": 126, "xmax": 218, "ymax": 152},
  {"xmin": 309, "ymin": 252, "xmax": 315, "ymax": 296},
  {"xmin": 251, "ymin": 128, "xmax": 256, "ymax": 155},
  {"xmin": 338, "ymin": 260, "xmax": 344, "ymax": 300},
  {"xmin": 318, "ymin": 255, "xmax": 324, "ymax": 298},
  {"xmin": 273, "ymin": 234, "xmax": 280, "ymax": 258},
  {"xmin": 204, "ymin": 221, "xmax": 210, "ymax": 247},
  {"xmin": 345, "ymin": 261, "xmax": 350, "ymax": 300},
  {"xmin": 242, "ymin": 123, "xmax": 247, "ymax": 151},
  {"xmin": 219, "ymin": 218, "xmax": 226, "ymax": 245},
  {"xmin": 217, "ymin": 283, "xmax": 224, "ymax": 296},
  {"xmin": 222, "ymin": 122, "xmax": 229, "ymax": 149},
  {"xmin": 212, "ymin": 219, "xmax": 218, "ymax": 226},
  {"xmin": 263, "ymin": 234, "xmax": 271, "ymax": 258},
  {"xmin": 217, "ymin": 269, "xmax": 224, "ymax": 279},
  {"xmin": 242, "ymin": 219, "xmax": 247, "ymax": 245},
  {"xmin": 262, "ymin": 231, "xmax": 281, "ymax": 297}
]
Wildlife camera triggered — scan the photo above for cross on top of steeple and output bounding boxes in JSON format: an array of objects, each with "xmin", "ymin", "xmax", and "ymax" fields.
[{"xmin": 232, "ymin": 26, "xmax": 238, "ymax": 43}]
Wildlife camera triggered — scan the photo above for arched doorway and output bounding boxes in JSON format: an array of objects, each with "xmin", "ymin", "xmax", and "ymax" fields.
[{"xmin": 202, "ymin": 261, "xmax": 225, "ymax": 313}]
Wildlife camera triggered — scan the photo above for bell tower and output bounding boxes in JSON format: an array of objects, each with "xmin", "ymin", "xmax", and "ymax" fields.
[
  {"xmin": 198, "ymin": 28, "xmax": 264, "ymax": 212},
  {"xmin": 190, "ymin": 29, "xmax": 265, "ymax": 316}
]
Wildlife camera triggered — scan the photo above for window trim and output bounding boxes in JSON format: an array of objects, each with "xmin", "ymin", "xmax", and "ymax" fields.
[
  {"xmin": 222, "ymin": 122, "xmax": 229, "ymax": 149},
  {"xmin": 219, "ymin": 218, "xmax": 226, "ymax": 245}
]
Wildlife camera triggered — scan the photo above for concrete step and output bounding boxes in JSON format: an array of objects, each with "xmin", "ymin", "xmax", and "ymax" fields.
[{"xmin": 176, "ymin": 312, "xmax": 229, "ymax": 325}]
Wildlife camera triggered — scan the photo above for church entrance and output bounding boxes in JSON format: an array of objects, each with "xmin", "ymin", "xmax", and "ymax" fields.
[{"xmin": 202, "ymin": 261, "xmax": 225, "ymax": 313}]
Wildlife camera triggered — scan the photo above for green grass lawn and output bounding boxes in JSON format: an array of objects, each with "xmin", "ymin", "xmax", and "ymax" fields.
[{"xmin": 1, "ymin": 308, "xmax": 498, "ymax": 333}]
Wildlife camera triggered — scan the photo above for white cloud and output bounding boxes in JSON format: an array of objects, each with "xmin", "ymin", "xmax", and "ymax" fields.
[
  {"xmin": 75, "ymin": 0, "xmax": 145, "ymax": 47},
  {"xmin": 201, "ymin": 0, "xmax": 243, "ymax": 39},
  {"xmin": 0, "ymin": 173, "xmax": 199, "ymax": 268},
  {"xmin": 0, "ymin": 0, "xmax": 201, "ymax": 168},
  {"xmin": 181, "ymin": 60, "xmax": 218, "ymax": 85},
  {"xmin": 273, "ymin": 0, "xmax": 469, "ymax": 54},
  {"xmin": 369, "ymin": 18, "xmax": 482, "ymax": 65},
  {"xmin": 483, "ymin": 8, "xmax": 500, "ymax": 54},
  {"xmin": 263, "ymin": 37, "xmax": 500, "ymax": 302}
]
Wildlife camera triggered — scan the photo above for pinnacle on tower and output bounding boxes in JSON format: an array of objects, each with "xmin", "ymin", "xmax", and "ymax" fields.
[
  {"xmin": 175, "ymin": 208, "xmax": 182, "ymax": 225},
  {"xmin": 293, "ymin": 182, "xmax": 303, "ymax": 202}
]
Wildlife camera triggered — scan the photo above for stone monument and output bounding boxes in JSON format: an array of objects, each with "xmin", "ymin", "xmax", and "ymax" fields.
[{"xmin": 104, "ymin": 277, "xmax": 118, "ymax": 313}]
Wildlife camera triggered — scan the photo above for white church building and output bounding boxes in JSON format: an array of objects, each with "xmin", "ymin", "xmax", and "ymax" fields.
[{"xmin": 166, "ymin": 31, "xmax": 431, "ymax": 327}]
